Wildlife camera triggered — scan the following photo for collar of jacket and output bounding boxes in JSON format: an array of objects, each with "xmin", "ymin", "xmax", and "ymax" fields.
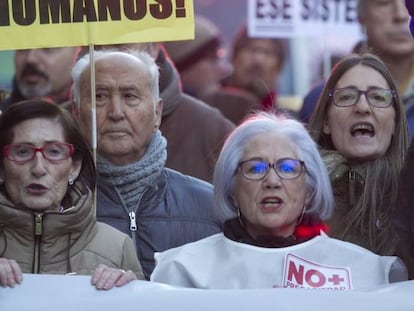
[
  {"xmin": 321, "ymin": 149, "xmax": 366, "ymax": 207},
  {"xmin": 96, "ymin": 168, "xmax": 167, "ymax": 212},
  {"xmin": 0, "ymin": 181, "xmax": 96, "ymax": 261},
  {"xmin": 223, "ymin": 216, "xmax": 324, "ymax": 248}
]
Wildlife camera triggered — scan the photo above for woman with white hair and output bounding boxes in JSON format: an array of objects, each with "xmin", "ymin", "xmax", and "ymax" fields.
[{"xmin": 151, "ymin": 112, "xmax": 407, "ymax": 289}]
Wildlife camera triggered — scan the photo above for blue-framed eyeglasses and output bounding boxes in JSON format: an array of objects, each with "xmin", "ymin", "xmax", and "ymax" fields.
[{"xmin": 238, "ymin": 158, "xmax": 305, "ymax": 181}]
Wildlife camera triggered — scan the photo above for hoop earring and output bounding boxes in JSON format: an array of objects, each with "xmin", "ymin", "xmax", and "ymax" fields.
[
  {"xmin": 68, "ymin": 178, "xmax": 74, "ymax": 186},
  {"xmin": 237, "ymin": 208, "xmax": 244, "ymax": 227}
]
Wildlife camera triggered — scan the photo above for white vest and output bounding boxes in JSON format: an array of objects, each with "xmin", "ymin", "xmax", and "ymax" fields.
[{"xmin": 151, "ymin": 232, "xmax": 407, "ymax": 290}]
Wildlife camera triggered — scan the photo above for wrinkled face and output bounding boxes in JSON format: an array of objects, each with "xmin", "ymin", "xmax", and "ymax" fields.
[
  {"xmin": 232, "ymin": 132, "xmax": 308, "ymax": 238},
  {"xmin": 15, "ymin": 48, "xmax": 79, "ymax": 100},
  {"xmin": 360, "ymin": 0, "xmax": 414, "ymax": 58},
  {"xmin": 1, "ymin": 118, "xmax": 81, "ymax": 211},
  {"xmin": 323, "ymin": 65, "xmax": 396, "ymax": 161},
  {"xmin": 231, "ymin": 39, "xmax": 282, "ymax": 97},
  {"xmin": 75, "ymin": 54, "xmax": 162, "ymax": 165}
]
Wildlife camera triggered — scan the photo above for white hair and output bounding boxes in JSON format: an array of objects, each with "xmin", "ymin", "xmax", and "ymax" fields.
[{"xmin": 71, "ymin": 49, "xmax": 160, "ymax": 109}]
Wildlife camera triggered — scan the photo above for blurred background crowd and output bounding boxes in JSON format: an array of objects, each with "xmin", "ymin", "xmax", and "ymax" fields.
[{"xmin": 0, "ymin": 0, "xmax": 362, "ymax": 111}]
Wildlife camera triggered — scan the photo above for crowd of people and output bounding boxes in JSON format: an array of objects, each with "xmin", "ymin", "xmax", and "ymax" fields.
[{"xmin": 1, "ymin": 0, "xmax": 414, "ymax": 294}]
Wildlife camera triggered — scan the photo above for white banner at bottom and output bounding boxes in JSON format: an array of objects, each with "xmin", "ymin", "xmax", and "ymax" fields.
[{"xmin": 1, "ymin": 274, "xmax": 413, "ymax": 310}]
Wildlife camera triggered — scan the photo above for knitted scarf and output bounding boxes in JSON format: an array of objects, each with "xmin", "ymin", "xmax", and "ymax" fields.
[{"xmin": 97, "ymin": 130, "xmax": 167, "ymax": 211}]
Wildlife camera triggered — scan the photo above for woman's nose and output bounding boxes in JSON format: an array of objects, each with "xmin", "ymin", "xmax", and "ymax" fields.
[
  {"xmin": 354, "ymin": 93, "xmax": 371, "ymax": 113},
  {"xmin": 263, "ymin": 167, "xmax": 282, "ymax": 188},
  {"xmin": 30, "ymin": 152, "xmax": 47, "ymax": 176}
]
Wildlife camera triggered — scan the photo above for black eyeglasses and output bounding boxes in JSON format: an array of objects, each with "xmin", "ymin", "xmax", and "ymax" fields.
[
  {"xmin": 238, "ymin": 158, "xmax": 305, "ymax": 181},
  {"xmin": 329, "ymin": 86, "xmax": 395, "ymax": 108},
  {"xmin": 3, "ymin": 142, "xmax": 75, "ymax": 164}
]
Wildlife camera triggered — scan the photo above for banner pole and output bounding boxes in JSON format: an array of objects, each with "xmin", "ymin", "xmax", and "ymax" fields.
[{"xmin": 88, "ymin": 43, "xmax": 97, "ymax": 210}]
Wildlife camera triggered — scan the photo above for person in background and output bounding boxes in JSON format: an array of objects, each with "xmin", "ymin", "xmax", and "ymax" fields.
[
  {"xmin": 401, "ymin": 0, "xmax": 414, "ymax": 139},
  {"xmin": 300, "ymin": 0, "xmax": 414, "ymax": 137},
  {"xmin": 82, "ymin": 42, "xmax": 235, "ymax": 183},
  {"xmin": 0, "ymin": 98, "xmax": 143, "ymax": 289},
  {"xmin": 299, "ymin": 40, "xmax": 368, "ymax": 124},
  {"xmin": 225, "ymin": 24, "xmax": 287, "ymax": 111},
  {"xmin": 0, "ymin": 47, "xmax": 81, "ymax": 112},
  {"xmin": 308, "ymin": 54, "xmax": 409, "ymax": 265},
  {"xmin": 358, "ymin": 0, "xmax": 414, "ymax": 101},
  {"xmin": 201, "ymin": 23, "xmax": 290, "ymax": 124},
  {"xmin": 394, "ymin": 138, "xmax": 414, "ymax": 277},
  {"xmin": 391, "ymin": 0, "xmax": 414, "ymax": 278},
  {"xmin": 151, "ymin": 112, "xmax": 407, "ymax": 289},
  {"xmin": 71, "ymin": 50, "xmax": 220, "ymax": 279},
  {"xmin": 163, "ymin": 15, "xmax": 231, "ymax": 99}
]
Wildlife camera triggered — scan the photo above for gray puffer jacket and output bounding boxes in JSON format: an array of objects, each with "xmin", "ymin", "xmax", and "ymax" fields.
[{"xmin": 96, "ymin": 167, "xmax": 220, "ymax": 279}]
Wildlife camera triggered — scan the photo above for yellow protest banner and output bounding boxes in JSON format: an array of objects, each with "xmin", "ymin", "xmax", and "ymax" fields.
[{"xmin": 0, "ymin": 0, "xmax": 194, "ymax": 50}]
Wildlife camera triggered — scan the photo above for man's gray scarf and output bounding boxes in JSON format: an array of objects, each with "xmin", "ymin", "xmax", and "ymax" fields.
[{"xmin": 97, "ymin": 130, "xmax": 167, "ymax": 210}]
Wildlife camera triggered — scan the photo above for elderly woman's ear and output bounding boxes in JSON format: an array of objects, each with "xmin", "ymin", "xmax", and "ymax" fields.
[
  {"xmin": 69, "ymin": 159, "xmax": 82, "ymax": 185},
  {"xmin": 305, "ymin": 189, "xmax": 312, "ymax": 207},
  {"xmin": 231, "ymin": 193, "xmax": 238, "ymax": 207}
]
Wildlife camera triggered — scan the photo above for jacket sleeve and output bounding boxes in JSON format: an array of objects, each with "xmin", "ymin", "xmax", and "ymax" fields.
[{"xmin": 122, "ymin": 236, "xmax": 145, "ymax": 280}]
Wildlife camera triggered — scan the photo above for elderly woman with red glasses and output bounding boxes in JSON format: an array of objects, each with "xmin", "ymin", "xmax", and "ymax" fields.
[
  {"xmin": 0, "ymin": 98, "xmax": 143, "ymax": 288},
  {"xmin": 308, "ymin": 53, "xmax": 410, "ymax": 266},
  {"xmin": 150, "ymin": 112, "xmax": 407, "ymax": 289}
]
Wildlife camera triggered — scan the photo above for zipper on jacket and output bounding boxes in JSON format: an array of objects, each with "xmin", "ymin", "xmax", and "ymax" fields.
[
  {"xmin": 129, "ymin": 211, "xmax": 137, "ymax": 231},
  {"xmin": 33, "ymin": 213, "xmax": 43, "ymax": 274},
  {"xmin": 115, "ymin": 186, "xmax": 149, "ymax": 249}
]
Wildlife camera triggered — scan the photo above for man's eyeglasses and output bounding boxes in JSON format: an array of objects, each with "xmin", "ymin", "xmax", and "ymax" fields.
[
  {"xmin": 329, "ymin": 86, "xmax": 395, "ymax": 108},
  {"xmin": 238, "ymin": 158, "xmax": 305, "ymax": 181},
  {"xmin": 3, "ymin": 142, "xmax": 75, "ymax": 163}
]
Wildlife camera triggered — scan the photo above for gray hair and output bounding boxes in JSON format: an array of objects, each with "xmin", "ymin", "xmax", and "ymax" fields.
[
  {"xmin": 71, "ymin": 49, "xmax": 160, "ymax": 109},
  {"xmin": 213, "ymin": 112, "xmax": 334, "ymax": 225}
]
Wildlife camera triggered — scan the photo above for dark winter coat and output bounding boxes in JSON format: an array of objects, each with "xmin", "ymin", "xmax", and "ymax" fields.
[
  {"xmin": 96, "ymin": 168, "xmax": 220, "ymax": 279},
  {"xmin": 157, "ymin": 49, "xmax": 235, "ymax": 182}
]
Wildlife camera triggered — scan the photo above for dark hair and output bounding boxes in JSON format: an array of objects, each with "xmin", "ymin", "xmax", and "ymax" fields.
[
  {"xmin": 0, "ymin": 98, "xmax": 96, "ymax": 190},
  {"xmin": 308, "ymin": 53, "xmax": 409, "ymax": 254},
  {"xmin": 394, "ymin": 139, "xmax": 414, "ymax": 257},
  {"xmin": 310, "ymin": 53, "xmax": 407, "ymax": 154}
]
